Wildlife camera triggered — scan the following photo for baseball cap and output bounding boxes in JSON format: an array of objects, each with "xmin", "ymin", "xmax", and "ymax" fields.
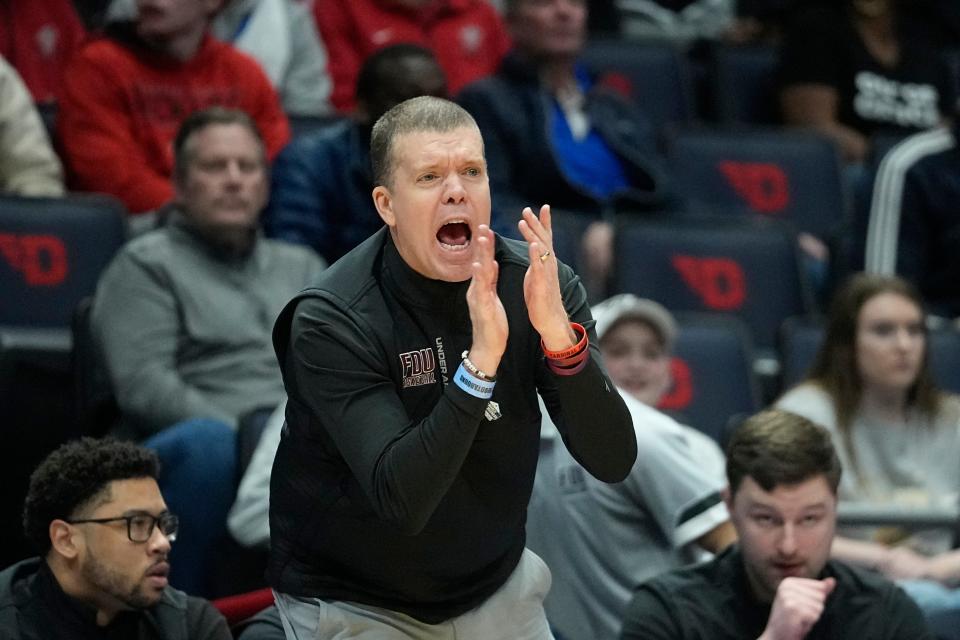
[{"xmin": 591, "ymin": 294, "xmax": 677, "ymax": 350}]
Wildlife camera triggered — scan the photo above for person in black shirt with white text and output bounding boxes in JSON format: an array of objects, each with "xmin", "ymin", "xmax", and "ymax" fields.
[{"xmin": 778, "ymin": 0, "xmax": 953, "ymax": 165}]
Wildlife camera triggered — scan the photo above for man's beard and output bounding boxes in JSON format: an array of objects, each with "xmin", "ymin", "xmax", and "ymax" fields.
[{"xmin": 82, "ymin": 550, "xmax": 161, "ymax": 611}]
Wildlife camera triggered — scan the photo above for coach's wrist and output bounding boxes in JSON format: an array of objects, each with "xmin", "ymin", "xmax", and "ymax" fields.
[
  {"xmin": 539, "ymin": 321, "xmax": 577, "ymax": 352},
  {"xmin": 466, "ymin": 347, "xmax": 502, "ymax": 376}
]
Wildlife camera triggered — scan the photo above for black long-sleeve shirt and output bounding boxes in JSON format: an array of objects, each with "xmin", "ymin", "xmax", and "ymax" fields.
[
  {"xmin": 620, "ymin": 546, "xmax": 933, "ymax": 640},
  {"xmin": 0, "ymin": 559, "xmax": 230, "ymax": 640},
  {"xmin": 267, "ymin": 229, "xmax": 635, "ymax": 623}
]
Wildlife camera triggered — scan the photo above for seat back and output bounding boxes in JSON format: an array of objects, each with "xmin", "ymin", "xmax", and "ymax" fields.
[
  {"xmin": 0, "ymin": 326, "xmax": 75, "ymax": 567},
  {"xmin": 658, "ymin": 314, "xmax": 761, "ymax": 443},
  {"xmin": 71, "ymin": 296, "xmax": 119, "ymax": 437},
  {"xmin": 0, "ymin": 194, "xmax": 127, "ymax": 328},
  {"xmin": 582, "ymin": 39, "xmax": 696, "ymax": 129},
  {"xmin": 666, "ymin": 128, "xmax": 847, "ymax": 238},
  {"xmin": 614, "ymin": 217, "xmax": 813, "ymax": 350},
  {"xmin": 778, "ymin": 316, "xmax": 824, "ymax": 391},
  {"xmin": 547, "ymin": 208, "xmax": 596, "ymax": 276},
  {"xmin": 931, "ymin": 329, "xmax": 960, "ymax": 394},
  {"xmin": 709, "ymin": 44, "xmax": 780, "ymax": 125}
]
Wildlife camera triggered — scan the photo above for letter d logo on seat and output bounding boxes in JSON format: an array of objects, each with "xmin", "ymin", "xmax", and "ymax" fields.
[{"xmin": 671, "ymin": 255, "xmax": 746, "ymax": 311}]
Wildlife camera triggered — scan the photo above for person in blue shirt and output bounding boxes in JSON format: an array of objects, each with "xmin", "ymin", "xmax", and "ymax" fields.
[{"xmin": 458, "ymin": 0, "xmax": 671, "ymax": 299}]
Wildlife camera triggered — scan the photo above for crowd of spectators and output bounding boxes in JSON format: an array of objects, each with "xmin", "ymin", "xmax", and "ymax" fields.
[
  {"xmin": 57, "ymin": 0, "xmax": 290, "ymax": 214},
  {"xmin": 3, "ymin": 0, "xmax": 960, "ymax": 637}
]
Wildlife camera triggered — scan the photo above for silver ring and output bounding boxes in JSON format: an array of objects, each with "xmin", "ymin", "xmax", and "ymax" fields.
[{"xmin": 539, "ymin": 250, "xmax": 551, "ymax": 263}]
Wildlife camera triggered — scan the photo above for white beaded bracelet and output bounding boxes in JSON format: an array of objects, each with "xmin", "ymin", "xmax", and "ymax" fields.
[{"xmin": 460, "ymin": 351, "xmax": 496, "ymax": 381}]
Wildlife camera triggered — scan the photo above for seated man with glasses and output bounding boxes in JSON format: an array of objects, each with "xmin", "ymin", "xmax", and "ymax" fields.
[{"xmin": 0, "ymin": 437, "xmax": 231, "ymax": 639}]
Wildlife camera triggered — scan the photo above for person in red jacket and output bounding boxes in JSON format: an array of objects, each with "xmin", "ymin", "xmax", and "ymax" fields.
[
  {"xmin": 316, "ymin": 0, "xmax": 510, "ymax": 112},
  {"xmin": 58, "ymin": 0, "xmax": 290, "ymax": 214},
  {"xmin": 0, "ymin": 0, "xmax": 87, "ymax": 104}
]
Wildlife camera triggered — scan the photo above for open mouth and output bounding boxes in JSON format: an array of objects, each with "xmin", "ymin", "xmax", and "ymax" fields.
[{"xmin": 436, "ymin": 220, "xmax": 472, "ymax": 251}]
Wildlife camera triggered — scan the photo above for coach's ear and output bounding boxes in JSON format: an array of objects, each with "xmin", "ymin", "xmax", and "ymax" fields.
[
  {"xmin": 373, "ymin": 186, "xmax": 396, "ymax": 228},
  {"xmin": 49, "ymin": 519, "xmax": 81, "ymax": 560}
]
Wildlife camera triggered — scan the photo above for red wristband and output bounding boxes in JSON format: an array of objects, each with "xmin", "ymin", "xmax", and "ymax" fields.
[
  {"xmin": 549, "ymin": 348, "xmax": 590, "ymax": 368},
  {"xmin": 541, "ymin": 322, "xmax": 588, "ymax": 360},
  {"xmin": 546, "ymin": 351, "xmax": 590, "ymax": 376}
]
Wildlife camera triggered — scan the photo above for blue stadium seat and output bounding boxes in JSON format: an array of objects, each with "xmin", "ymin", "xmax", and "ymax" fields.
[
  {"xmin": 72, "ymin": 296, "xmax": 119, "ymax": 437},
  {"xmin": 778, "ymin": 316, "xmax": 823, "ymax": 390},
  {"xmin": 666, "ymin": 128, "xmax": 848, "ymax": 239},
  {"xmin": 0, "ymin": 327, "xmax": 78, "ymax": 567},
  {"xmin": 709, "ymin": 44, "xmax": 779, "ymax": 125},
  {"xmin": 613, "ymin": 216, "xmax": 814, "ymax": 350},
  {"xmin": 0, "ymin": 194, "xmax": 127, "ymax": 328},
  {"xmin": 931, "ymin": 329, "xmax": 960, "ymax": 394},
  {"xmin": 581, "ymin": 39, "xmax": 696, "ymax": 129},
  {"xmin": 546, "ymin": 208, "xmax": 596, "ymax": 276},
  {"xmin": 659, "ymin": 313, "xmax": 761, "ymax": 444},
  {"xmin": 0, "ymin": 194, "xmax": 127, "ymax": 569}
]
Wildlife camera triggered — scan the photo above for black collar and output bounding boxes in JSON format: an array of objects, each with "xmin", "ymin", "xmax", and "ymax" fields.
[
  {"xmin": 381, "ymin": 233, "xmax": 470, "ymax": 314},
  {"xmin": 35, "ymin": 561, "xmax": 143, "ymax": 637}
]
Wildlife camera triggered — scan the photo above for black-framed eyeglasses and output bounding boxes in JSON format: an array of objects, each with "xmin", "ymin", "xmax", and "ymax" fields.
[{"xmin": 67, "ymin": 512, "xmax": 179, "ymax": 543}]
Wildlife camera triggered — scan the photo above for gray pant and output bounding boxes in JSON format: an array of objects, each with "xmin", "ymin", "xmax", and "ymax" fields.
[{"xmin": 274, "ymin": 548, "xmax": 555, "ymax": 640}]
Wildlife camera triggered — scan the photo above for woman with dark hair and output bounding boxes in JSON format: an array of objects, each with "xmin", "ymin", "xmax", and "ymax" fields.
[
  {"xmin": 778, "ymin": 0, "xmax": 954, "ymax": 164},
  {"xmin": 776, "ymin": 273, "xmax": 960, "ymax": 617}
]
